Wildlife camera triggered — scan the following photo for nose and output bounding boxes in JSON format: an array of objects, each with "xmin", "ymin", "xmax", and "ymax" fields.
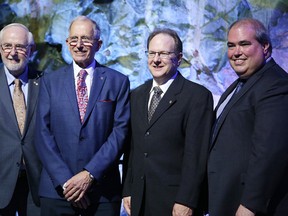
[
  {"xmin": 9, "ymin": 46, "xmax": 18, "ymax": 55},
  {"xmin": 153, "ymin": 52, "xmax": 161, "ymax": 61},
  {"xmin": 76, "ymin": 39, "xmax": 84, "ymax": 48},
  {"xmin": 233, "ymin": 45, "xmax": 242, "ymax": 56}
]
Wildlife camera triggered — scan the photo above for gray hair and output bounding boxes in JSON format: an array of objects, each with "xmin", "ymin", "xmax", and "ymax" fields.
[
  {"xmin": 68, "ymin": 15, "xmax": 101, "ymax": 40},
  {"xmin": 0, "ymin": 23, "xmax": 34, "ymax": 45}
]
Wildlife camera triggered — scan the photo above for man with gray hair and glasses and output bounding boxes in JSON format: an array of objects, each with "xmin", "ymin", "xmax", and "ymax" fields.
[
  {"xmin": 0, "ymin": 23, "xmax": 41, "ymax": 216},
  {"xmin": 35, "ymin": 15, "xmax": 130, "ymax": 216}
]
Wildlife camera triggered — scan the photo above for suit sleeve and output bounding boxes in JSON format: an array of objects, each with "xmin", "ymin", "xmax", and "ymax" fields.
[
  {"xmin": 84, "ymin": 76, "xmax": 130, "ymax": 180},
  {"xmin": 175, "ymin": 89, "xmax": 214, "ymax": 208},
  {"xmin": 35, "ymin": 73, "xmax": 74, "ymax": 189},
  {"xmin": 241, "ymin": 78, "xmax": 288, "ymax": 213}
]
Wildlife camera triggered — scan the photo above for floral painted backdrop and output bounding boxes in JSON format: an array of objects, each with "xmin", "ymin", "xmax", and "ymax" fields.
[{"xmin": 1, "ymin": 0, "xmax": 287, "ymax": 103}]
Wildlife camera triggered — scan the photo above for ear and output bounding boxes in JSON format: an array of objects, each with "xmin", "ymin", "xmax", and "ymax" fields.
[
  {"xmin": 263, "ymin": 42, "xmax": 270, "ymax": 55},
  {"xmin": 177, "ymin": 52, "xmax": 183, "ymax": 66},
  {"xmin": 96, "ymin": 39, "xmax": 103, "ymax": 51},
  {"xmin": 28, "ymin": 44, "xmax": 36, "ymax": 57},
  {"xmin": 66, "ymin": 38, "xmax": 70, "ymax": 47}
]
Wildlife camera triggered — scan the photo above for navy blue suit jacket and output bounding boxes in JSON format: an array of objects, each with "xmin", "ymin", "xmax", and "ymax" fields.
[{"xmin": 35, "ymin": 62, "xmax": 130, "ymax": 203}]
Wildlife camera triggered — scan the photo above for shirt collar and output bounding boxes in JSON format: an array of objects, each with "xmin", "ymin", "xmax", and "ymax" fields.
[
  {"xmin": 150, "ymin": 71, "xmax": 178, "ymax": 94},
  {"xmin": 73, "ymin": 60, "xmax": 96, "ymax": 78},
  {"xmin": 266, "ymin": 56, "xmax": 272, "ymax": 63},
  {"xmin": 4, "ymin": 66, "xmax": 28, "ymax": 86}
]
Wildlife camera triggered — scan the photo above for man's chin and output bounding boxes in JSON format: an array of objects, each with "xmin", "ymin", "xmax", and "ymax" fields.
[{"xmin": 6, "ymin": 65, "xmax": 25, "ymax": 76}]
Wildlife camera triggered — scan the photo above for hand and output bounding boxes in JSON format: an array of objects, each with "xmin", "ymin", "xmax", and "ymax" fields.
[
  {"xmin": 172, "ymin": 203, "xmax": 193, "ymax": 216},
  {"xmin": 236, "ymin": 204, "xmax": 255, "ymax": 216},
  {"xmin": 72, "ymin": 194, "xmax": 91, "ymax": 209},
  {"xmin": 63, "ymin": 170, "xmax": 93, "ymax": 202},
  {"xmin": 123, "ymin": 196, "xmax": 131, "ymax": 216}
]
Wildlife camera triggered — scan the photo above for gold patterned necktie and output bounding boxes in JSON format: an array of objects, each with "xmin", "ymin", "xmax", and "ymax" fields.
[
  {"xmin": 148, "ymin": 86, "xmax": 163, "ymax": 122},
  {"xmin": 13, "ymin": 79, "xmax": 26, "ymax": 135}
]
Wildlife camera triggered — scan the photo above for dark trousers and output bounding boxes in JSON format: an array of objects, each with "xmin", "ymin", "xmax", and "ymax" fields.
[
  {"xmin": 0, "ymin": 170, "xmax": 29, "ymax": 216},
  {"xmin": 40, "ymin": 198, "xmax": 121, "ymax": 216}
]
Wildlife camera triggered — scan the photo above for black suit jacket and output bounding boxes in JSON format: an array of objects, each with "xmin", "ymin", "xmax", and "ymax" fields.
[
  {"xmin": 208, "ymin": 59, "xmax": 288, "ymax": 216},
  {"xmin": 123, "ymin": 73, "xmax": 214, "ymax": 216},
  {"xmin": 0, "ymin": 64, "xmax": 42, "ymax": 208}
]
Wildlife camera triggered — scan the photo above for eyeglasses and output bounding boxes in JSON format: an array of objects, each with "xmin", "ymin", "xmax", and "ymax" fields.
[
  {"xmin": 145, "ymin": 51, "xmax": 176, "ymax": 59},
  {"xmin": 1, "ymin": 43, "xmax": 30, "ymax": 54},
  {"xmin": 67, "ymin": 36, "xmax": 99, "ymax": 47}
]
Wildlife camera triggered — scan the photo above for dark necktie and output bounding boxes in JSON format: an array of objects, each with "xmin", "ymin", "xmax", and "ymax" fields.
[
  {"xmin": 77, "ymin": 70, "xmax": 88, "ymax": 123},
  {"xmin": 212, "ymin": 79, "xmax": 246, "ymax": 140},
  {"xmin": 216, "ymin": 79, "xmax": 246, "ymax": 118},
  {"xmin": 148, "ymin": 86, "xmax": 163, "ymax": 122},
  {"xmin": 13, "ymin": 79, "xmax": 26, "ymax": 135}
]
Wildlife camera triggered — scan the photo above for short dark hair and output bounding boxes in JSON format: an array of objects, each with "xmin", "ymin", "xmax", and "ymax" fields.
[
  {"xmin": 228, "ymin": 18, "xmax": 272, "ymax": 54},
  {"xmin": 147, "ymin": 28, "xmax": 182, "ymax": 54}
]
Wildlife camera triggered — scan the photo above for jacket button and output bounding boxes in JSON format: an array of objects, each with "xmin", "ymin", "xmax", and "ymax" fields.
[
  {"xmin": 145, "ymin": 132, "xmax": 150, "ymax": 136},
  {"xmin": 144, "ymin": 153, "xmax": 148, "ymax": 157}
]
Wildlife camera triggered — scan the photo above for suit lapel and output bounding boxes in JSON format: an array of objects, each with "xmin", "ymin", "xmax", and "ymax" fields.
[
  {"xmin": 0, "ymin": 66, "xmax": 18, "ymax": 131},
  {"xmin": 63, "ymin": 65, "xmax": 80, "ymax": 122},
  {"xmin": 211, "ymin": 60, "xmax": 276, "ymax": 145},
  {"xmin": 214, "ymin": 80, "xmax": 238, "ymax": 112},
  {"xmin": 25, "ymin": 70, "xmax": 41, "ymax": 135},
  {"xmin": 83, "ymin": 65, "xmax": 106, "ymax": 123},
  {"xmin": 135, "ymin": 80, "xmax": 151, "ymax": 126}
]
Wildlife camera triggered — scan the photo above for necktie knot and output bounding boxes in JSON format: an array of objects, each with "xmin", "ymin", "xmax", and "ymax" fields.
[
  {"xmin": 153, "ymin": 86, "xmax": 163, "ymax": 95},
  {"xmin": 79, "ymin": 69, "xmax": 88, "ymax": 78},
  {"xmin": 234, "ymin": 79, "xmax": 246, "ymax": 94},
  {"xmin": 78, "ymin": 70, "xmax": 88, "ymax": 87},
  {"xmin": 14, "ymin": 78, "xmax": 22, "ymax": 87}
]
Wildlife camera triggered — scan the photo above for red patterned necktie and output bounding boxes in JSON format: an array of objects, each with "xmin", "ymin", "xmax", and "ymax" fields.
[{"xmin": 77, "ymin": 69, "xmax": 88, "ymax": 123}]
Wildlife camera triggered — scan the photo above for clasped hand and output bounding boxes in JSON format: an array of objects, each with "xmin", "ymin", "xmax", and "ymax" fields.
[{"xmin": 63, "ymin": 170, "xmax": 93, "ymax": 209}]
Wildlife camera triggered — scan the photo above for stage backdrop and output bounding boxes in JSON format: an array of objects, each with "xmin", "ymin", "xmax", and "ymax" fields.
[{"xmin": 1, "ymin": 0, "xmax": 287, "ymax": 102}]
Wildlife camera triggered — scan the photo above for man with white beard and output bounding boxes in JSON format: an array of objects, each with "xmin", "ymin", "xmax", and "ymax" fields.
[{"xmin": 0, "ymin": 23, "xmax": 41, "ymax": 216}]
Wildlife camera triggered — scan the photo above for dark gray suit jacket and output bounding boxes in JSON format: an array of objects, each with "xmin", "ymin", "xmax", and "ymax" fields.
[
  {"xmin": 208, "ymin": 59, "xmax": 288, "ymax": 215},
  {"xmin": 123, "ymin": 72, "xmax": 214, "ymax": 216},
  {"xmin": 0, "ymin": 64, "xmax": 42, "ymax": 208}
]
